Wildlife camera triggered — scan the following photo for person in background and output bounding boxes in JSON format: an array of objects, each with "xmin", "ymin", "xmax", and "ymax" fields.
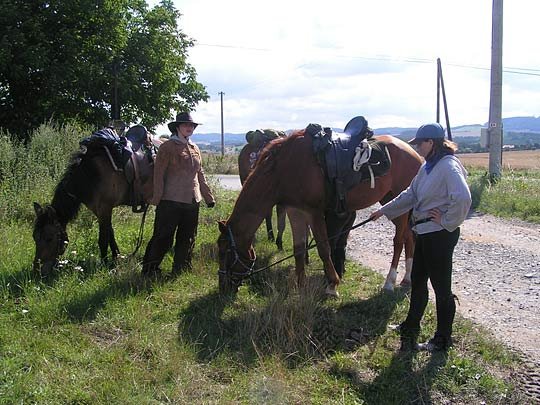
[
  {"xmin": 142, "ymin": 112, "xmax": 215, "ymax": 277},
  {"xmin": 370, "ymin": 123, "xmax": 472, "ymax": 352}
]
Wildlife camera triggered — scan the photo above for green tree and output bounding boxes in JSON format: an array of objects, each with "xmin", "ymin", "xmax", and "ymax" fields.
[{"xmin": 0, "ymin": 0, "xmax": 208, "ymax": 139}]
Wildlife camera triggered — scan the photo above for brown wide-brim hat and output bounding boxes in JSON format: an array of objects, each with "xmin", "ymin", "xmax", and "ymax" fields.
[{"xmin": 167, "ymin": 112, "xmax": 202, "ymax": 133}]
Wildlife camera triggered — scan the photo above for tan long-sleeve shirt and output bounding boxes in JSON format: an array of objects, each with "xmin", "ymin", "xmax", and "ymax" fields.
[{"xmin": 150, "ymin": 136, "xmax": 215, "ymax": 205}]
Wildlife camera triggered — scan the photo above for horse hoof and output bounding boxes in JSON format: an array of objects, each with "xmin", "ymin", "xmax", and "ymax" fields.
[
  {"xmin": 325, "ymin": 286, "xmax": 340, "ymax": 297},
  {"xmin": 400, "ymin": 279, "xmax": 411, "ymax": 288}
]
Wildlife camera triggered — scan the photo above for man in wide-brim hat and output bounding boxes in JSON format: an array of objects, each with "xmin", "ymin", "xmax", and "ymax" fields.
[{"xmin": 167, "ymin": 112, "xmax": 202, "ymax": 134}]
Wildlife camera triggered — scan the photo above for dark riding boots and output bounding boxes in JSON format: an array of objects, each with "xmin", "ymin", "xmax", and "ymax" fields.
[{"xmin": 143, "ymin": 200, "xmax": 199, "ymax": 276}]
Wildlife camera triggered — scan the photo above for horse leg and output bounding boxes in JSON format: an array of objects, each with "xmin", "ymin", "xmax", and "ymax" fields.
[
  {"xmin": 98, "ymin": 215, "xmax": 113, "ymax": 261},
  {"xmin": 310, "ymin": 213, "xmax": 340, "ymax": 297},
  {"xmin": 108, "ymin": 223, "xmax": 120, "ymax": 259},
  {"xmin": 265, "ymin": 210, "xmax": 275, "ymax": 242},
  {"xmin": 383, "ymin": 214, "xmax": 408, "ymax": 291},
  {"xmin": 325, "ymin": 211, "xmax": 341, "ymax": 278},
  {"xmin": 400, "ymin": 226, "xmax": 415, "ymax": 287},
  {"xmin": 275, "ymin": 204, "xmax": 286, "ymax": 250},
  {"xmin": 286, "ymin": 208, "xmax": 308, "ymax": 287},
  {"xmin": 305, "ymin": 225, "xmax": 310, "ymax": 265}
]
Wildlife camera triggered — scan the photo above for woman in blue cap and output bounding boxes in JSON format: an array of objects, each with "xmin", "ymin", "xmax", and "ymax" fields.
[{"xmin": 370, "ymin": 123, "xmax": 472, "ymax": 352}]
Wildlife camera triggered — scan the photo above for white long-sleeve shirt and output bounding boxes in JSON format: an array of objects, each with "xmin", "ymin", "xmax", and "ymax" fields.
[{"xmin": 380, "ymin": 155, "xmax": 472, "ymax": 234}]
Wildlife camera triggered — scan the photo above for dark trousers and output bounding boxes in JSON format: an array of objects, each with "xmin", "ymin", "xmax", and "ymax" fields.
[
  {"xmin": 401, "ymin": 228, "xmax": 460, "ymax": 342},
  {"xmin": 143, "ymin": 200, "xmax": 199, "ymax": 274}
]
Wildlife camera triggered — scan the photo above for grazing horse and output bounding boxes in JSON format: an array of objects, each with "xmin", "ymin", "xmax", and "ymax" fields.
[
  {"xmin": 217, "ymin": 129, "xmax": 422, "ymax": 296},
  {"xmin": 32, "ymin": 130, "xmax": 154, "ymax": 275},
  {"xmin": 238, "ymin": 141, "xmax": 287, "ymax": 249}
]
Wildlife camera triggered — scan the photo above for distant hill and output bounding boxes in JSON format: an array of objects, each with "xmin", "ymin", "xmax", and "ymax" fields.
[
  {"xmin": 193, "ymin": 116, "xmax": 540, "ymax": 149},
  {"xmin": 373, "ymin": 127, "xmax": 416, "ymax": 136},
  {"xmin": 495, "ymin": 116, "xmax": 540, "ymax": 132}
]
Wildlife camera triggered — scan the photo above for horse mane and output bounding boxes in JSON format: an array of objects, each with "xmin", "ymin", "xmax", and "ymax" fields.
[
  {"xmin": 256, "ymin": 130, "xmax": 304, "ymax": 166},
  {"xmin": 49, "ymin": 150, "xmax": 100, "ymax": 225},
  {"xmin": 241, "ymin": 130, "xmax": 303, "ymax": 185}
]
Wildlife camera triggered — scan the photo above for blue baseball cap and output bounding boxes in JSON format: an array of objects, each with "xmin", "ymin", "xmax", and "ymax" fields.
[{"xmin": 409, "ymin": 123, "xmax": 445, "ymax": 145}]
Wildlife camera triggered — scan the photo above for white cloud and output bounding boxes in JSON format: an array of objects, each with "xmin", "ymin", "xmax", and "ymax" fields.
[{"xmin": 151, "ymin": 0, "xmax": 540, "ymax": 134}]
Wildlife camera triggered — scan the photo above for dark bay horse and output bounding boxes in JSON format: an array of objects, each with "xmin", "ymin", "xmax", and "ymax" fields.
[
  {"xmin": 33, "ymin": 135, "xmax": 154, "ymax": 275},
  {"xmin": 238, "ymin": 141, "xmax": 287, "ymax": 249},
  {"xmin": 218, "ymin": 130, "xmax": 422, "ymax": 296}
]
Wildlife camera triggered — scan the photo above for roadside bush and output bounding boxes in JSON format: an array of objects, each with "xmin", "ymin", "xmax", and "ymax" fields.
[
  {"xmin": 0, "ymin": 122, "xmax": 87, "ymax": 223},
  {"xmin": 202, "ymin": 152, "xmax": 239, "ymax": 175}
]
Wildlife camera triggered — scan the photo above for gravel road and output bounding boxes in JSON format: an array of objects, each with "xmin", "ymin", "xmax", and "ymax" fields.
[{"xmin": 347, "ymin": 208, "xmax": 540, "ymax": 398}]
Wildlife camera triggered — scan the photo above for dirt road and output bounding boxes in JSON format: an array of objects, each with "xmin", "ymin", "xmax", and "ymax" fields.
[{"xmin": 347, "ymin": 209, "xmax": 540, "ymax": 362}]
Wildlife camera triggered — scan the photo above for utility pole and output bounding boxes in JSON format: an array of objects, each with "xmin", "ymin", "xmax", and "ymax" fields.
[
  {"xmin": 488, "ymin": 0, "xmax": 503, "ymax": 181},
  {"xmin": 219, "ymin": 91, "xmax": 225, "ymax": 156}
]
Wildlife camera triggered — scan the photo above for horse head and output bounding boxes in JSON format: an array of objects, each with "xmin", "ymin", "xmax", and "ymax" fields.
[
  {"xmin": 32, "ymin": 202, "xmax": 68, "ymax": 276},
  {"xmin": 217, "ymin": 220, "xmax": 256, "ymax": 295}
]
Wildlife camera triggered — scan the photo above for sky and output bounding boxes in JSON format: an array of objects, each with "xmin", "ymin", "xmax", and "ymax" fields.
[{"xmin": 150, "ymin": 0, "xmax": 539, "ymax": 134}]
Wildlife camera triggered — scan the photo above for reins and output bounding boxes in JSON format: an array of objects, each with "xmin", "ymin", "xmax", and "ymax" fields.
[
  {"xmin": 224, "ymin": 216, "xmax": 374, "ymax": 280},
  {"xmin": 129, "ymin": 204, "xmax": 149, "ymax": 256}
]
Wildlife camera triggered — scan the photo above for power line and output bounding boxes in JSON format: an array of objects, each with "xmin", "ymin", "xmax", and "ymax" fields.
[{"xmin": 194, "ymin": 42, "xmax": 540, "ymax": 76}]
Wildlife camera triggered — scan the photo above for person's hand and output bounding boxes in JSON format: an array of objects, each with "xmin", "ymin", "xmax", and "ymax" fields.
[
  {"xmin": 428, "ymin": 208, "xmax": 442, "ymax": 224},
  {"xmin": 206, "ymin": 201, "xmax": 215, "ymax": 208},
  {"xmin": 369, "ymin": 210, "xmax": 383, "ymax": 221}
]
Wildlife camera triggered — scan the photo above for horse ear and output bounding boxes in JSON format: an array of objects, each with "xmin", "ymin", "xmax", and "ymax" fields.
[
  {"xmin": 217, "ymin": 220, "xmax": 227, "ymax": 233},
  {"xmin": 33, "ymin": 202, "xmax": 42, "ymax": 215}
]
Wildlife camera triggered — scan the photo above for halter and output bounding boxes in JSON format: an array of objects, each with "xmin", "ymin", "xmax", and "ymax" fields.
[
  {"xmin": 218, "ymin": 216, "xmax": 375, "ymax": 288},
  {"xmin": 33, "ymin": 216, "xmax": 68, "ymax": 261},
  {"xmin": 218, "ymin": 224, "xmax": 257, "ymax": 286}
]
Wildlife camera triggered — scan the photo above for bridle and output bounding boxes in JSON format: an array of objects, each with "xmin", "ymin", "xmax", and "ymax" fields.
[
  {"xmin": 33, "ymin": 217, "xmax": 68, "ymax": 264},
  {"xmin": 218, "ymin": 224, "xmax": 257, "ymax": 286},
  {"xmin": 218, "ymin": 217, "xmax": 375, "ymax": 288}
]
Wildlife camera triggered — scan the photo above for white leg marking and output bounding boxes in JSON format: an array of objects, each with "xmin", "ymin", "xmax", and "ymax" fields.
[
  {"xmin": 400, "ymin": 258, "xmax": 413, "ymax": 286},
  {"xmin": 383, "ymin": 267, "xmax": 397, "ymax": 291},
  {"xmin": 325, "ymin": 285, "xmax": 340, "ymax": 297}
]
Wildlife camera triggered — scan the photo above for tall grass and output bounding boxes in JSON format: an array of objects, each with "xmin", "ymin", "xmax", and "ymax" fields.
[{"xmin": 468, "ymin": 168, "xmax": 540, "ymax": 223}]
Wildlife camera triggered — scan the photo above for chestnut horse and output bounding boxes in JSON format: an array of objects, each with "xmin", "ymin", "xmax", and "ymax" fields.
[
  {"xmin": 218, "ymin": 130, "xmax": 422, "ymax": 296},
  {"xmin": 238, "ymin": 142, "xmax": 287, "ymax": 249},
  {"xmin": 33, "ymin": 138, "xmax": 154, "ymax": 275}
]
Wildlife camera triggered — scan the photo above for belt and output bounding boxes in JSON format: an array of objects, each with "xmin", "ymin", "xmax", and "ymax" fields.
[{"xmin": 413, "ymin": 217, "xmax": 432, "ymax": 226}]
